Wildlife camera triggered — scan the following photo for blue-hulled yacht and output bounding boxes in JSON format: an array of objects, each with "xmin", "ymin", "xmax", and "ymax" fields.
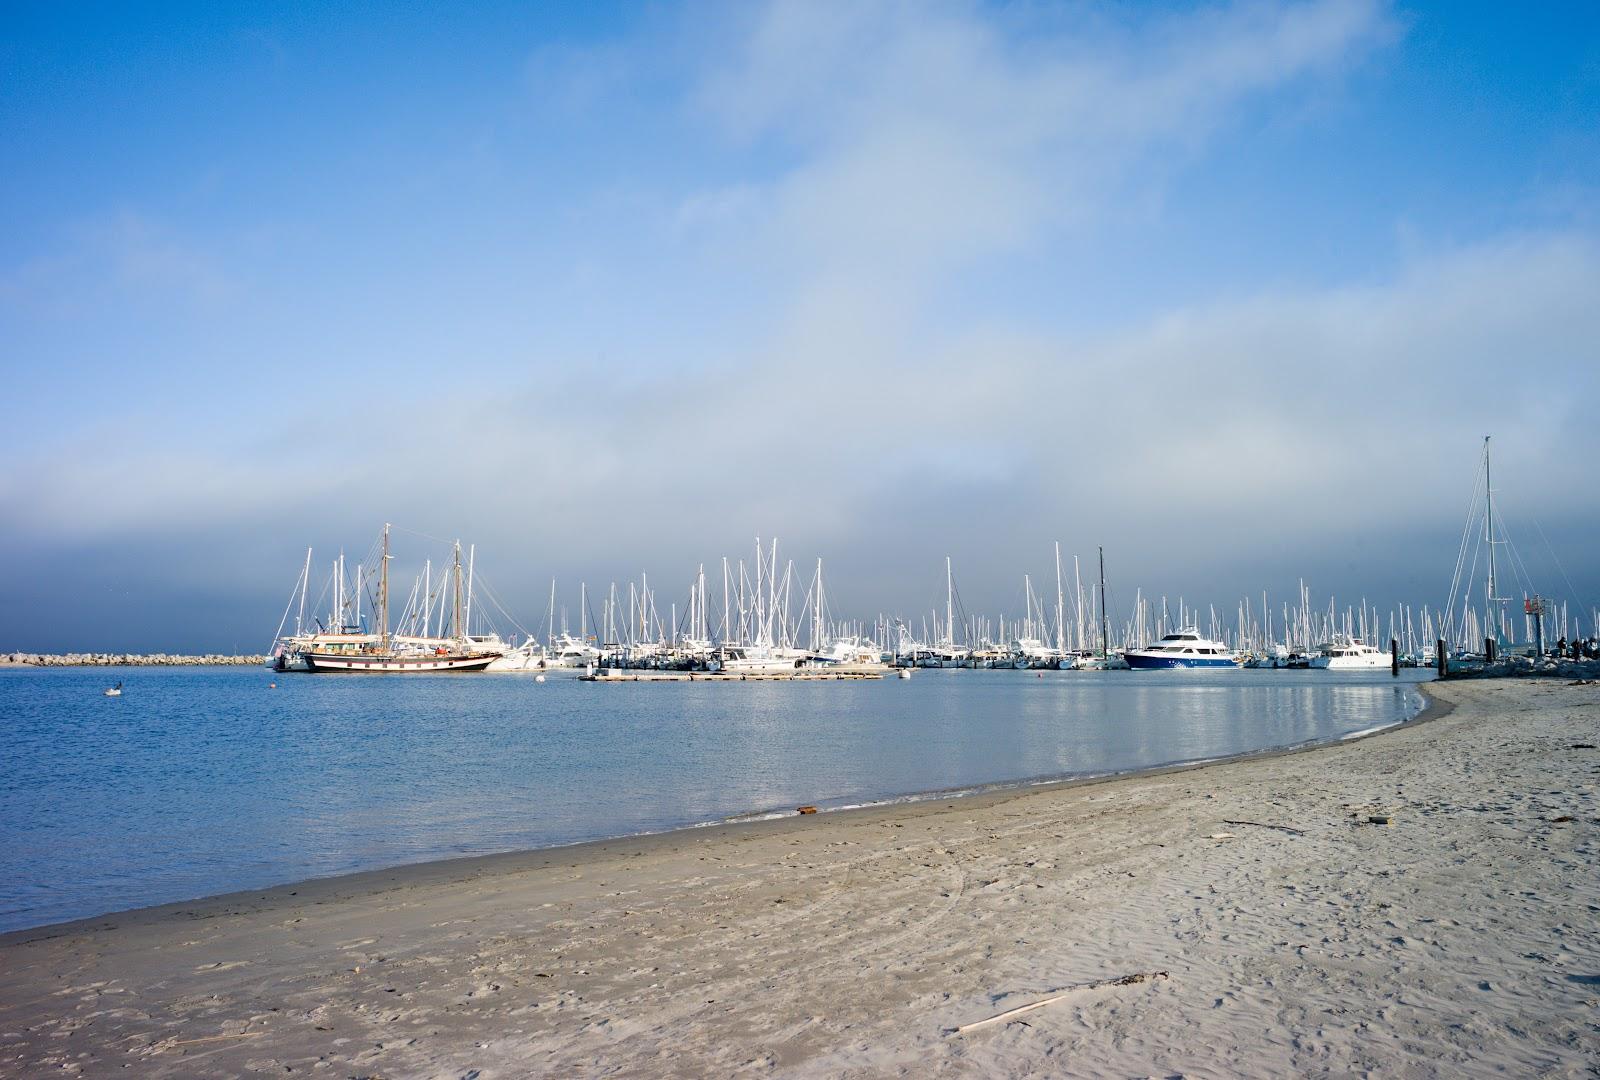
[{"xmin": 1125, "ymin": 629, "xmax": 1241, "ymax": 669}]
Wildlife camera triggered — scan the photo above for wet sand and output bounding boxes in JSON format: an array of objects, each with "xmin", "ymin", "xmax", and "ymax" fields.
[{"xmin": 3, "ymin": 679, "xmax": 1598, "ymax": 1077}]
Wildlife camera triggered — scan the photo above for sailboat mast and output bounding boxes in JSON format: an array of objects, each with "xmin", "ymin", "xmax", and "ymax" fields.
[
  {"xmin": 1054, "ymin": 542, "xmax": 1065, "ymax": 654},
  {"xmin": 452, "ymin": 542, "xmax": 463, "ymax": 640},
  {"xmin": 946, "ymin": 556, "xmax": 954, "ymax": 647},
  {"xmin": 1073, "ymin": 556, "xmax": 1084, "ymax": 651},
  {"xmin": 1484, "ymin": 435, "xmax": 1499, "ymax": 645},
  {"xmin": 464, "ymin": 543, "xmax": 475, "ymax": 637},
  {"xmin": 380, "ymin": 523, "xmax": 391, "ymax": 652},
  {"xmin": 1098, "ymin": 546, "xmax": 1109, "ymax": 659},
  {"xmin": 296, "ymin": 547, "xmax": 312, "ymax": 636}
]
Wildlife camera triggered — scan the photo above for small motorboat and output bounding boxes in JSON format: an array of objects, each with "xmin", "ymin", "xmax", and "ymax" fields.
[{"xmin": 104, "ymin": 682, "xmax": 123, "ymax": 697}]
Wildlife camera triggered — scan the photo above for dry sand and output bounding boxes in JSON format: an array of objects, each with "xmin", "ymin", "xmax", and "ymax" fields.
[{"xmin": 3, "ymin": 679, "xmax": 1598, "ymax": 1078}]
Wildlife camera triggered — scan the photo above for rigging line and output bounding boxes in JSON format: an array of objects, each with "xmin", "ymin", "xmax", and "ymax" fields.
[
  {"xmin": 1444, "ymin": 471, "xmax": 1483, "ymax": 622},
  {"xmin": 1494, "ymin": 503, "xmax": 1541, "ymax": 599},
  {"xmin": 387, "ymin": 523, "xmax": 461, "ymax": 549},
  {"xmin": 1527, "ymin": 509, "xmax": 1590, "ymax": 609},
  {"xmin": 472, "ymin": 574, "xmax": 532, "ymax": 639}
]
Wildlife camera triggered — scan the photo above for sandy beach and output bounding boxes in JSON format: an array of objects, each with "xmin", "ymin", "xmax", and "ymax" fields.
[{"xmin": 3, "ymin": 678, "xmax": 1597, "ymax": 1077}]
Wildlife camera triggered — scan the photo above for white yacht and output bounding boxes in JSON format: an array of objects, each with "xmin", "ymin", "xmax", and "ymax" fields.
[
  {"xmin": 1011, "ymin": 637, "xmax": 1057, "ymax": 668},
  {"xmin": 485, "ymin": 635, "xmax": 545, "ymax": 672},
  {"xmin": 715, "ymin": 644, "xmax": 808, "ymax": 675},
  {"xmin": 544, "ymin": 633, "xmax": 601, "ymax": 668},
  {"xmin": 1125, "ymin": 629, "xmax": 1240, "ymax": 669},
  {"xmin": 1309, "ymin": 639, "xmax": 1391, "ymax": 670},
  {"xmin": 811, "ymin": 636, "xmax": 890, "ymax": 673}
]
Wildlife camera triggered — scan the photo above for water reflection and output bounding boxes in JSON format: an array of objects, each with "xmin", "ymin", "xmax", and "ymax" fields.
[{"xmin": 0, "ymin": 666, "xmax": 1427, "ymax": 931}]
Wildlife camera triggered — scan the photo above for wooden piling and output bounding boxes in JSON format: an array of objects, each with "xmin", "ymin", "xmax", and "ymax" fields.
[{"xmin": 1390, "ymin": 637, "xmax": 1399, "ymax": 677}]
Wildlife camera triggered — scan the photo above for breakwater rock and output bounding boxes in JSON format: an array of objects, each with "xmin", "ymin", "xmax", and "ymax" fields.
[
  {"xmin": 1449, "ymin": 655, "xmax": 1600, "ymax": 680},
  {"xmin": 2, "ymin": 653, "xmax": 267, "ymax": 667}
]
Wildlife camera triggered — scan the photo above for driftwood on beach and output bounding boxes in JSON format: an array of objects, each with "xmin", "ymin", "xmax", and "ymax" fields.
[{"xmin": 955, "ymin": 972, "xmax": 1171, "ymax": 1034}]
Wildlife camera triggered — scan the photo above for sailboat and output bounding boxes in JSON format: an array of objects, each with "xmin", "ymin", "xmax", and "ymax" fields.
[
  {"xmin": 1075, "ymin": 548, "xmax": 1131, "ymax": 669},
  {"xmin": 103, "ymin": 681, "xmax": 123, "ymax": 697},
  {"xmin": 300, "ymin": 526, "xmax": 503, "ymax": 673}
]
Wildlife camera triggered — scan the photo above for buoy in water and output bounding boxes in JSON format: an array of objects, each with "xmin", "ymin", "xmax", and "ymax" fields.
[
  {"xmin": 535, "ymin": 674, "xmax": 546, "ymax": 683},
  {"xmin": 898, "ymin": 669, "xmax": 912, "ymax": 679}
]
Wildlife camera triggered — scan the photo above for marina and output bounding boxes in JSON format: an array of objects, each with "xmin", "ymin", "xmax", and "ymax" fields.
[{"xmin": 255, "ymin": 442, "xmax": 1593, "ymax": 683}]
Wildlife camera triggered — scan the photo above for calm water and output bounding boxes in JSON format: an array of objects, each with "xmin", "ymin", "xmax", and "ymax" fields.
[{"xmin": 0, "ymin": 666, "xmax": 1429, "ymax": 932}]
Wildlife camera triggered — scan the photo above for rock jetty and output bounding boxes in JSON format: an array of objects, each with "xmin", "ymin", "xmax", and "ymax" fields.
[
  {"xmin": 2, "ymin": 652, "xmax": 266, "ymax": 667},
  {"xmin": 1448, "ymin": 655, "xmax": 1600, "ymax": 680}
]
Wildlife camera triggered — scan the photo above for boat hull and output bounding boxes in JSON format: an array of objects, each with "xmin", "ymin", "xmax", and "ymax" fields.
[
  {"xmin": 302, "ymin": 652, "xmax": 500, "ymax": 673},
  {"xmin": 1125, "ymin": 653, "xmax": 1240, "ymax": 669},
  {"xmin": 1308, "ymin": 656, "xmax": 1390, "ymax": 670}
]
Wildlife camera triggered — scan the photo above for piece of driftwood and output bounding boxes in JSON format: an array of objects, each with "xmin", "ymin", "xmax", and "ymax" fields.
[
  {"xmin": 159, "ymin": 1031, "xmax": 263, "ymax": 1050},
  {"xmin": 954, "ymin": 971, "xmax": 1169, "ymax": 1035},
  {"xmin": 1222, "ymin": 819, "xmax": 1304, "ymax": 835}
]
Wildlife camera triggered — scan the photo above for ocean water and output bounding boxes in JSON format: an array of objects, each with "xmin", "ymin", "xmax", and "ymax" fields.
[{"xmin": 0, "ymin": 665, "xmax": 1429, "ymax": 932}]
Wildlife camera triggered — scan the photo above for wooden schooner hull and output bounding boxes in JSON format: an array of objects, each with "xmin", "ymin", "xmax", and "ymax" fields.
[{"xmin": 301, "ymin": 651, "xmax": 500, "ymax": 673}]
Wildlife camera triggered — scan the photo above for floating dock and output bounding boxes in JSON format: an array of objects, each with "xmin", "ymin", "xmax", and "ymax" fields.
[{"xmin": 581, "ymin": 670, "xmax": 886, "ymax": 682}]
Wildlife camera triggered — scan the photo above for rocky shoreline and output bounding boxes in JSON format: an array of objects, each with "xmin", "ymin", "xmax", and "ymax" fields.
[{"xmin": 2, "ymin": 653, "xmax": 266, "ymax": 667}]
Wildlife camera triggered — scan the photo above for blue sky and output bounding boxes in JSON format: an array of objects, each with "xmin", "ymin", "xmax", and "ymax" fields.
[{"xmin": 2, "ymin": 0, "xmax": 1597, "ymax": 651}]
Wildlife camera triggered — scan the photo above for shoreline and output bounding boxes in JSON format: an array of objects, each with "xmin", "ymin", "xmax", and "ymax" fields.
[
  {"xmin": 5, "ymin": 678, "xmax": 1593, "ymax": 1077},
  {"xmin": 2, "ymin": 682, "xmax": 1435, "ymax": 943}
]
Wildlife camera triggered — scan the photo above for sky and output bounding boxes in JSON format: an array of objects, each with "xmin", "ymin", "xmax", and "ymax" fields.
[{"xmin": 2, "ymin": 0, "xmax": 1598, "ymax": 652}]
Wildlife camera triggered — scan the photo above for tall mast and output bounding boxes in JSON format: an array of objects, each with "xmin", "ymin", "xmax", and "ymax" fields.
[
  {"xmin": 296, "ymin": 547, "xmax": 312, "ymax": 636},
  {"xmin": 946, "ymin": 555, "xmax": 954, "ymax": 647},
  {"xmin": 464, "ymin": 543, "xmax": 475, "ymax": 637},
  {"xmin": 1098, "ymin": 546, "xmax": 1109, "ymax": 659},
  {"xmin": 452, "ymin": 541, "xmax": 463, "ymax": 640},
  {"xmin": 380, "ymin": 523, "xmax": 391, "ymax": 652},
  {"xmin": 1484, "ymin": 435, "xmax": 1500, "ymax": 645},
  {"xmin": 813, "ymin": 557, "xmax": 824, "ymax": 651},
  {"xmin": 1073, "ymin": 556, "xmax": 1084, "ymax": 651},
  {"xmin": 1054, "ymin": 542, "xmax": 1065, "ymax": 654}
]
